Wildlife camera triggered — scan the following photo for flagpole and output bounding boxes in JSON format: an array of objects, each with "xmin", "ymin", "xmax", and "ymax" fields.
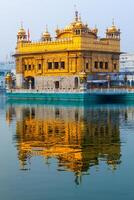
[{"xmin": 28, "ymin": 29, "xmax": 30, "ymax": 42}]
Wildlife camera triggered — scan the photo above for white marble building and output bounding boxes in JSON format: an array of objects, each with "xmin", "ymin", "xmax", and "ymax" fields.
[
  {"xmin": 120, "ymin": 53, "xmax": 134, "ymax": 86},
  {"xmin": 120, "ymin": 53, "xmax": 134, "ymax": 72}
]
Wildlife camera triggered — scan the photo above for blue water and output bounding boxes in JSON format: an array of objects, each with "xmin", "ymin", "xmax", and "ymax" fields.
[{"xmin": 1, "ymin": 94, "xmax": 134, "ymax": 200}]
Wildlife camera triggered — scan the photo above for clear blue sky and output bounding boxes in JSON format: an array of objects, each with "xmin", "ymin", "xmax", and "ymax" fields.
[{"xmin": 0, "ymin": 0, "xmax": 133, "ymax": 60}]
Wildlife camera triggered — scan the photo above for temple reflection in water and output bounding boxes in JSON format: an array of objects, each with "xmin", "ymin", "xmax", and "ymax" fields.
[{"xmin": 6, "ymin": 103, "xmax": 122, "ymax": 184}]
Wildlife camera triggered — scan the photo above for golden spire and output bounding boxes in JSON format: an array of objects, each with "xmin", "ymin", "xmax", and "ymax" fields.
[
  {"xmin": 79, "ymin": 13, "xmax": 81, "ymax": 21},
  {"xmin": 107, "ymin": 18, "xmax": 119, "ymax": 33},
  {"xmin": 74, "ymin": 5, "xmax": 79, "ymax": 21},
  {"xmin": 112, "ymin": 18, "xmax": 115, "ymax": 26},
  {"xmin": 42, "ymin": 25, "xmax": 51, "ymax": 41},
  {"xmin": 92, "ymin": 25, "xmax": 98, "ymax": 34},
  {"xmin": 43, "ymin": 25, "xmax": 50, "ymax": 36},
  {"xmin": 18, "ymin": 21, "xmax": 26, "ymax": 34},
  {"xmin": 46, "ymin": 24, "xmax": 48, "ymax": 33},
  {"xmin": 17, "ymin": 21, "xmax": 27, "ymax": 41},
  {"xmin": 56, "ymin": 25, "xmax": 60, "ymax": 35}
]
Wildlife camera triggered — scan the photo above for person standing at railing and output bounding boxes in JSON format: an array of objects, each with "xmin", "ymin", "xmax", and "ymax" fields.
[
  {"xmin": 124, "ymin": 74, "xmax": 127, "ymax": 88},
  {"xmin": 107, "ymin": 74, "xmax": 111, "ymax": 89}
]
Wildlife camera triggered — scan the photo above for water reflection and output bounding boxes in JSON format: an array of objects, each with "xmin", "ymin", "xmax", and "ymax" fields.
[{"xmin": 6, "ymin": 103, "xmax": 123, "ymax": 184}]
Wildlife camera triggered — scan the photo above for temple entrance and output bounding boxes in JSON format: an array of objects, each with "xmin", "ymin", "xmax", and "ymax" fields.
[
  {"xmin": 24, "ymin": 76, "xmax": 35, "ymax": 89},
  {"xmin": 74, "ymin": 77, "xmax": 79, "ymax": 89},
  {"xmin": 55, "ymin": 81, "xmax": 59, "ymax": 89}
]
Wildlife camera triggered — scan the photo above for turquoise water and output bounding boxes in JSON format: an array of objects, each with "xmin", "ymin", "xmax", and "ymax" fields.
[{"xmin": 1, "ymin": 94, "xmax": 134, "ymax": 199}]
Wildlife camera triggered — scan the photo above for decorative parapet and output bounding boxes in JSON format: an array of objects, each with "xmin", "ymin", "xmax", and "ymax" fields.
[
  {"xmin": 81, "ymin": 37, "xmax": 120, "ymax": 53},
  {"xmin": 23, "ymin": 37, "xmax": 73, "ymax": 46},
  {"xmin": 15, "ymin": 37, "xmax": 81, "ymax": 55},
  {"xmin": 15, "ymin": 34, "xmax": 120, "ymax": 55}
]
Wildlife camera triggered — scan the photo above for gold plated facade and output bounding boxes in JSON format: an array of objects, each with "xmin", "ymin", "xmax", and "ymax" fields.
[{"xmin": 14, "ymin": 11, "xmax": 121, "ymax": 90}]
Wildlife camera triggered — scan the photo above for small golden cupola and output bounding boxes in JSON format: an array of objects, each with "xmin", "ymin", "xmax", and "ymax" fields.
[
  {"xmin": 106, "ymin": 19, "xmax": 120, "ymax": 39},
  {"xmin": 72, "ymin": 11, "xmax": 98, "ymax": 38},
  {"xmin": 42, "ymin": 26, "xmax": 51, "ymax": 41},
  {"xmin": 92, "ymin": 25, "xmax": 98, "ymax": 34},
  {"xmin": 17, "ymin": 24, "xmax": 27, "ymax": 42},
  {"xmin": 73, "ymin": 11, "xmax": 89, "ymax": 36}
]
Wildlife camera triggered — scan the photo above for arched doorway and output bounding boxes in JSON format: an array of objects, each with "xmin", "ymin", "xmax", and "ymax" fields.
[
  {"xmin": 25, "ymin": 76, "xmax": 35, "ymax": 89},
  {"xmin": 55, "ymin": 81, "xmax": 59, "ymax": 89},
  {"xmin": 74, "ymin": 77, "xmax": 79, "ymax": 89}
]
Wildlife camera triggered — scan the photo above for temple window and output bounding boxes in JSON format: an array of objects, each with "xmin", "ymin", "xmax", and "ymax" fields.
[
  {"xmin": 105, "ymin": 62, "xmax": 108, "ymax": 69},
  {"xmin": 54, "ymin": 62, "xmax": 59, "ymax": 69},
  {"xmin": 100, "ymin": 62, "xmax": 103, "ymax": 69},
  {"xmin": 60, "ymin": 62, "xmax": 65, "ymax": 69},
  {"xmin": 24, "ymin": 65, "xmax": 27, "ymax": 70},
  {"xmin": 48, "ymin": 62, "xmax": 52, "ymax": 69},
  {"xmin": 38, "ymin": 64, "xmax": 42, "ymax": 70},
  {"xmin": 86, "ymin": 62, "xmax": 89, "ymax": 70},
  {"xmin": 28, "ymin": 65, "xmax": 31, "ymax": 70},
  {"xmin": 94, "ymin": 62, "xmax": 98, "ymax": 69},
  {"xmin": 114, "ymin": 63, "xmax": 117, "ymax": 70},
  {"xmin": 76, "ymin": 30, "xmax": 80, "ymax": 35}
]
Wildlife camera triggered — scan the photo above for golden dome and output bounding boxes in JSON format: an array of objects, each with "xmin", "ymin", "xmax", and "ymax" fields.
[
  {"xmin": 42, "ymin": 31, "xmax": 51, "ymax": 38},
  {"xmin": 107, "ymin": 25, "xmax": 118, "ymax": 33},
  {"xmin": 5, "ymin": 73, "xmax": 12, "ymax": 81},
  {"xmin": 42, "ymin": 26, "xmax": 51, "ymax": 41},
  {"xmin": 56, "ymin": 11, "xmax": 89, "ymax": 38},
  {"xmin": 107, "ymin": 20, "xmax": 119, "ymax": 33},
  {"xmin": 64, "ymin": 20, "xmax": 86, "ymax": 31},
  {"xmin": 42, "ymin": 25, "xmax": 51, "ymax": 38},
  {"xmin": 64, "ymin": 23, "xmax": 74, "ymax": 31},
  {"xmin": 6, "ymin": 73, "xmax": 11, "ymax": 77},
  {"xmin": 75, "ymin": 21, "xmax": 84, "ymax": 28},
  {"xmin": 64, "ymin": 11, "xmax": 86, "ymax": 31},
  {"xmin": 17, "ymin": 28, "xmax": 26, "ymax": 35},
  {"xmin": 92, "ymin": 26, "xmax": 98, "ymax": 34}
]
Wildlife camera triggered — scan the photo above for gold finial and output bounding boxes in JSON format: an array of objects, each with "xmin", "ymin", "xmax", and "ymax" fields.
[
  {"xmin": 46, "ymin": 24, "xmax": 48, "ymax": 33},
  {"xmin": 79, "ymin": 13, "xmax": 81, "ymax": 21},
  {"xmin": 74, "ymin": 5, "xmax": 79, "ymax": 21},
  {"xmin": 42, "ymin": 25, "xmax": 51, "ymax": 40},
  {"xmin": 56, "ymin": 25, "xmax": 60, "ymax": 35},
  {"xmin": 112, "ymin": 18, "xmax": 115, "ymax": 26},
  {"xmin": 18, "ymin": 21, "xmax": 26, "ymax": 36}
]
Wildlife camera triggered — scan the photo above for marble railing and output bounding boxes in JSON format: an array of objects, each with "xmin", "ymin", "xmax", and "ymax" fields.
[{"xmin": 6, "ymin": 88, "xmax": 83, "ymax": 93}]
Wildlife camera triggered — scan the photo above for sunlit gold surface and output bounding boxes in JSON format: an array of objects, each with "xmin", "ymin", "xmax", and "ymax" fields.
[
  {"xmin": 15, "ymin": 11, "xmax": 120, "ymax": 79},
  {"xmin": 6, "ymin": 103, "xmax": 121, "ymax": 185}
]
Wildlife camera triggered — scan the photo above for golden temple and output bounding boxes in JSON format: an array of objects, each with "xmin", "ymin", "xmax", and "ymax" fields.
[{"xmin": 14, "ymin": 10, "xmax": 120, "ymax": 90}]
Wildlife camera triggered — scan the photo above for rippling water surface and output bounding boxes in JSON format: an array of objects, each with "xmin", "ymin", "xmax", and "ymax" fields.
[{"xmin": 1, "ymin": 94, "xmax": 134, "ymax": 200}]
